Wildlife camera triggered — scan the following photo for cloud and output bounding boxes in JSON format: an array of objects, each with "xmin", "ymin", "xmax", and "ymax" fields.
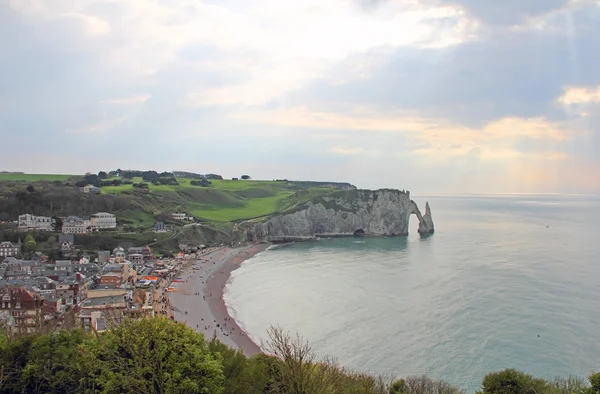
[
  {"xmin": 329, "ymin": 146, "xmax": 381, "ymax": 156},
  {"xmin": 559, "ymin": 85, "xmax": 600, "ymax": 105},
  {"xmin": 100, "ymin": 94, "xmax": 151, "ymax": 105},
  {"xmin": 1, "ymin": 0, "xmax": 600, "ymax": 193},
  {"xmin": 66, "ymin": 116, "xmax": 128, "ymax": 134}
]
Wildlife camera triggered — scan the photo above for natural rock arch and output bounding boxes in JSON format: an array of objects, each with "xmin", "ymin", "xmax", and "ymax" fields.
[{"xmin": 408, "ymin": 201, "xmax": 435, "ymax": 234}]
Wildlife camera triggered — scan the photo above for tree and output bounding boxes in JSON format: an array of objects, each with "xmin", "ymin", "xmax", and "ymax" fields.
[
  {"xmin": 478, "ymin": 369, "xmax": 551, "ymax": 394},
  {"xmin": 19, "ymin": 330, "xmax": 86, "ymax": 393},
  {"xmin": 26, "ymin": 185, "xmax": 36, "ymax": 194},
  {"xmin": 80, "ymin": 317, "xmax": 225, "ymax": 393},
  {"xmin": 98, "ymin": 171, "xmax": 108, "ymax": 179},
  {"xmin": 24, "ymin": 234, "xmax": 36, "ymax": 255},
  {"xmin": 241, "ymin": 175, "xmax": 251, "ymax": 180},
  {"xmin": 52, "ymin": 217, "xmax": 63, "ymax": 232}
]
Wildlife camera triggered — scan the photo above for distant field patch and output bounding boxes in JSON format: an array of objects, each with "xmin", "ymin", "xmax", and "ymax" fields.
[
  {"xmin": 0, "ymin": 174, "xmax": 74, "ymax": 182},
  {"xmin": 190, "ymin": 192, "xmax": 294, "ymax": 222}
]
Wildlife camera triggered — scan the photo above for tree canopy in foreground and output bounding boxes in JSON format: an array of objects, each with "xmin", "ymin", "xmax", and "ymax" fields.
[{"xmin": 0, "ymin": 317, "xmax": 598, "ymax": 394}]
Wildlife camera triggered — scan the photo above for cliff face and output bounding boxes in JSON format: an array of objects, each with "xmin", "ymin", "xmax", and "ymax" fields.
[{"xmin": 253, "ymin": 189, "xmax": 434, "ymax": 241}]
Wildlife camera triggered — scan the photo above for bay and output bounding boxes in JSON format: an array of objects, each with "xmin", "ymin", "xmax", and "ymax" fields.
[{"xmin": 224, "ymin": 194, "xmax": 600, "ymax": 392}]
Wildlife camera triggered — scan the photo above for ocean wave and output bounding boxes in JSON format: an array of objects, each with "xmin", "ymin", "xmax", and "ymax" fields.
[{"xmin": 223, "ymin": 293, "xmax": 264, "ymax": 351}]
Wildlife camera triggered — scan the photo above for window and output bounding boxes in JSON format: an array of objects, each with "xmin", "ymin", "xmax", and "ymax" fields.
[{"xmin": 15, "ymin": 302, "xmax": 21, "ymax": 309}]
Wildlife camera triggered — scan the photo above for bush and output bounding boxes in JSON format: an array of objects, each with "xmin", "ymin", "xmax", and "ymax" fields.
[
  {"xmin": 478, "ymin": 369, "xmax": 556, "ymax": 394},
  {"xmin": 191, "ymin": 179, "xmax": 212, "ymax": 187},
  {"xmin": 391, "ymin": 376, "xmax": 465, "ymax": 394},
  {"xmin": 590, "ymin": 372, "xmax": 600, "ymax": 393}
]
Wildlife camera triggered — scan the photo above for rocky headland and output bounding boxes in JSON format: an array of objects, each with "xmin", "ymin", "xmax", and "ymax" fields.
[{"xmin": 252, "ymin": 189, "xmax": 434, "ymax": 242}]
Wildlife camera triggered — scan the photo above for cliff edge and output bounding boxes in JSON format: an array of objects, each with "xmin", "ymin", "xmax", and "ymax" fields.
[{"xmin": 252, "ymin": 189, "xmax": 434, "ymax": 242}]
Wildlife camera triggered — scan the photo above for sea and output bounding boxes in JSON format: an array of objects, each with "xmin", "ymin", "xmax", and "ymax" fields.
[{"xmin": 224, "ymin": 194, "xmax": 600, "ymax": 392}]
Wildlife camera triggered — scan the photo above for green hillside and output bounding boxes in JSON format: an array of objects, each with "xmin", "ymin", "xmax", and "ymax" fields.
[
  {"xmin": 0, "ymin": 174, "xmax": 354, "ymax": 225},
  {"xmin": 0, "ymin": 173, "xmax": 75, "ymax": 182},
  {"xmin": 0, "ymin": 172, "xmax": 355, "ymax": 250}
]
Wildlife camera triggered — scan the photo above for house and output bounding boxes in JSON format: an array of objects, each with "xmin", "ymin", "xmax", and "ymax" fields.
[
  {"xmin": 81, "ymin": 185, "xmax": 100, "ymax": 194},
  {"xmin": 0, "ymin": 241, "xmax": 21, "ymax": 257},
  {"xmin": 18, "ymin": 214, "xmax": 53, "ymax": 231},
  {"xmin": 103, "ymin": 263, "xmax": 122, "ymax": 273},
  {"xmin": 3, "ymin": 271, "xmax": 30, "ymax": 281},
  {"xmin": 127, "ymin": 246, "xmax": 152, "ymax": 258},
  {"xmin": 79, "ymin": 310, "xmax": 108, "ymax": 332},
  {"xmin": 0, "ymin": 286, "xmax": 46, "ymax": 332},
  {"xmin": 90, "ymin": 213, "xmax": 116, "ymax": 229},
  {"xmin": 100, "ymin": 273, "xmax": 122, "ymax": 286},
  {"xmin": 31, "ymin": 277, "xmax": 57, "ymax": 298},
  {"xmin": 112, "ymin": 247, "xmax": 125, "ymax": 263},
  {"xmin": 3, "ymin": 258, "xmax": 40, "ymax": 273},
  {"xmin": 152, "ymin": 221, "xmax": 168, "ymax": 233},
  {"xmin": 56, "ymin": 274, "xmax": 87, "ymax": 306},
  {"xmin": 97, "ymin": 251, "xmax": 111, "ymax": 265},
  {"xmin": 62, "ymin": 216, "xmax": 91, "ymax": 234},
  {"xmin": 172, "ymin": 213, "xmax": 187, "ymax": 221},
  {"xmin": 58, "ymin": 234, "xmax": 75, "ymax": 244},
  {"xmin": 80, "ymin": 294, "xmax": 125, "ymax": 310},
  {"xmin": 60, "ymin": 242, "xmax": 76, "ymax": 258},
  {"xmin": 72, "ymin": 263, "xmax": 100, "ymax": 276},
  {"xmin": 53, "ymin": 260, "xmax": 72, "ymax": 271}
]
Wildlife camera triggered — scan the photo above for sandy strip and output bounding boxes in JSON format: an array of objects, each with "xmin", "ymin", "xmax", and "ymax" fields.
[{"xmin": 168, "ymin": 244, "xmax": 269, "ymax": 356}]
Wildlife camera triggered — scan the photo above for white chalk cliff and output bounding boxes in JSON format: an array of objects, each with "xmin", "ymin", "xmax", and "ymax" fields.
[{"xmin": 253, "ymin": 189, "xmax": 434, "ymax": 241}]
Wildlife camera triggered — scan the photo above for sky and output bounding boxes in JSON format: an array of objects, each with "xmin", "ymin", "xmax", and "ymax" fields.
[{"xmin": 1, "ymin": 0, "xmax": 599, "ymax": 194}]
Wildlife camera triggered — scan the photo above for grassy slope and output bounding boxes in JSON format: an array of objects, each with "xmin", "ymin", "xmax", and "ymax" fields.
[
  {"xmin": 0, "ymin": 174, "xmax": 75, "ymax": 182},
  {"xmin": 102, "ymin": 178, "xmax": 302, "ymax": 222}
]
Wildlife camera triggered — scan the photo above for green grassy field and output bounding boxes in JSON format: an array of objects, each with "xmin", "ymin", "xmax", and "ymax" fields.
[
  {"xmin": 100, "ymin": 178, "xmax": 306, "ymax": 222},
  {"xmin": 0, "ymin": 173, "xmax": 75, "ymax": 182},
  {"xmin": 189, "ymin": 192, "xmax": 295, "ymax": 221}
]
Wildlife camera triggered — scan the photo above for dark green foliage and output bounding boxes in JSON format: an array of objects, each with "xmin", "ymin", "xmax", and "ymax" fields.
[
  {"xmin": 191, "ymin": 179, "xmax": 213, "ymax": 187},
  {"xmin": 20, "ymin": 329, "xmax": 86, "ymax": 393},
  {"xmin": 1, "ymin": 320, "xmax": 598, "ymax": 394},
  {"xmin": 80, "ymin": 317, "xmax": 224, "ymax": 393},
  {"xmin": 478, "ymin": 369, "xmax": 576, "ymax": 394},
  {"xmin": 24, "ymin": 234, "xmax": 36, "ymax": 254},
  {"xmin": 207, "ymin": 334, "xmax": 277, "ymax": 393},
  {"xmin": 590, "ymin": 373, "xmax": 600, "ymax": 393},
  {"xmin": 389, "ymin": 376, "xmax": 464, "ymax": 394}
]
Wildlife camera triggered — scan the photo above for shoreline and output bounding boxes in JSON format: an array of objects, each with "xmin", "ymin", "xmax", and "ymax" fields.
[{"xmin": 168, "ymin": 244, "xmax": 269, "ymax": 356}]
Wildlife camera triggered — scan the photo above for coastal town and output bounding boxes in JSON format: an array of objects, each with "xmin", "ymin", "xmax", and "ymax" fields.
[{"xmin": 0, "ymin": 210, "xmax": 263, "ymax": 355}]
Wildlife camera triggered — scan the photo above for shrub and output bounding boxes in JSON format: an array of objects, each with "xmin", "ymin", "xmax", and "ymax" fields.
[
  {"xmin": 590, "ymin": 372, "xmax": 600, "ymax": 393},
  {"xmin": 478, "ymin": 369, "xmax": 555, "ymax": 394}
]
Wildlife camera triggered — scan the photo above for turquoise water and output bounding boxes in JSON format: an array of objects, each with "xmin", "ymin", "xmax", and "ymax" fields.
[{"xmin": 224, "ymin": 194, "xmax": 600, "ymax": 392}]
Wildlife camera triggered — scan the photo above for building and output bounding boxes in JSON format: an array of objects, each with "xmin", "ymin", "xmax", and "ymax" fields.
[
  {"xmin": 62, "ymin": 216, "xmax": 91, "ymax": 234},
  {"xmin": 99, "ymin": 273, "xmax": 122, "ymax": 286},
  {"xmin": 91, "ymin": 212, "xmax": 116, "ymax": 229},
  {"xmin": 79, "ymin": 310, "xmax": 108, "ymax": 332},
  {"xmin": 0, "ymin": 241, "xmax": 21, "ymax": 257},
  {"xmin": 58, "ymin": 234, "xmax": 75, "ymax": 244},
  {"xmin": 98, "ymin": 251, "xmax": 110, "ymax": 265},
  {"xmin": 127, "ymin": 246, "xmax": 152, "ymax": 259},
  {"xmin": 4, "ymin": 258, "xmax": 40, "ymax": 273},
  {"xmin": 152, "ymin": 221, "xmax": 168, "ymax": 233},
  {"xmin": 0, "ymin": 286, "xmax": 46, "ymax": 332},
  {"xmin": 18, "ymin": 214, "xmax": 53, "ymax": 231},
  {"xmin": 56, "ymin": 274, "xmax": 87, "ymax": 306},
  {"xmin": 172, "ymin": 213, "xmax": 187, "ymax": 221},
  {"xmin": 112, "ymin": 247, "xmax": 126, "ymax": 263},
  {"xmin": 81, "ymin": 185, "xmax": 100, "ymax": 194}
]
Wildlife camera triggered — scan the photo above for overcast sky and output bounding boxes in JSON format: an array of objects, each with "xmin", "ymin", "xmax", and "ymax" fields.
[{"xmin": 1, "ymin": 0, "xmax": 599, "ymax": 193}]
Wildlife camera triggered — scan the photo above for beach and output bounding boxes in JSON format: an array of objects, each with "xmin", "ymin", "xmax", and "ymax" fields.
[{"xmin": 168, "ymin": 244, "xmax": 268, "ymax": 356}]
